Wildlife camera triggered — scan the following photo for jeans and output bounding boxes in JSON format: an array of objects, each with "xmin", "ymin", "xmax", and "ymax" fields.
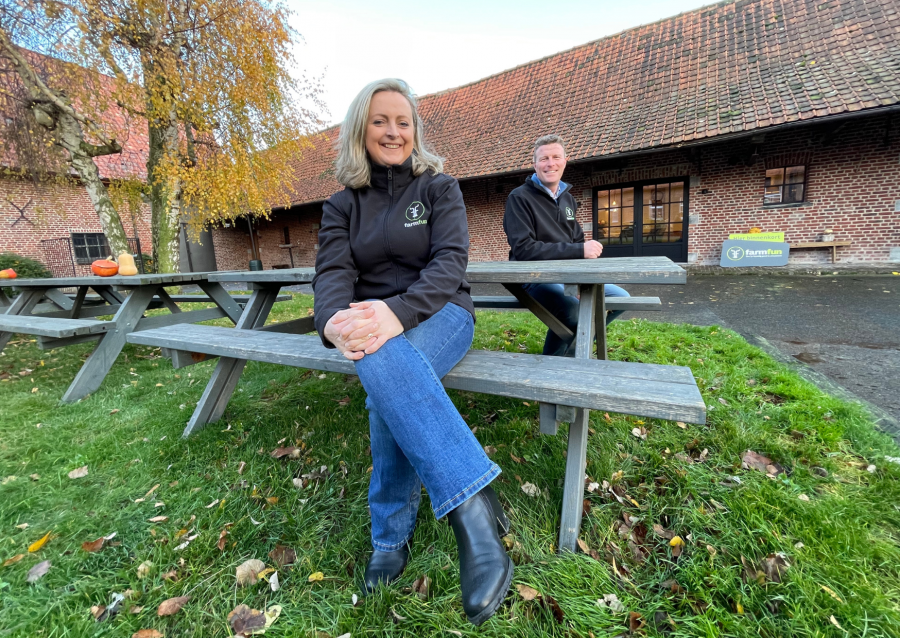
[
  {"xmin": 522, "ymin": 282, "xmax": 630, "ymax": 357},
  {"xmin": 354, "ymin": 301, "xmax": 500, "ymax": 551}
]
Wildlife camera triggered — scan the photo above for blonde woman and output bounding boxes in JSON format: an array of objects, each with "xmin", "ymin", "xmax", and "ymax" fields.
[{"xmin": 312, "ymin": 79, "xmax": 513, "ymax": 625}]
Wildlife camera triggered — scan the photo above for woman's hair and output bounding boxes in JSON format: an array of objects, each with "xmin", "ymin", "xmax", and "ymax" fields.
[{"xmin": 334, "ymin": 78, "xmax": 444, "ymax": 189}]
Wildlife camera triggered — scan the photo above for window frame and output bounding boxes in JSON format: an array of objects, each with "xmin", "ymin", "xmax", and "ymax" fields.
[
  {"xmin": 764, "ymin": 165, "xmax": 807, "ymax": 206},
  {"xmin": 70, "ymin": 232, "xmax": 111, "ymax": 265}
]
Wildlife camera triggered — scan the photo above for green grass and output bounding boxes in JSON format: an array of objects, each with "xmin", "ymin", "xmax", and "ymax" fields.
[{"xmin": 0, "ymin": 294, "xmax": 898, "ymax": 637}]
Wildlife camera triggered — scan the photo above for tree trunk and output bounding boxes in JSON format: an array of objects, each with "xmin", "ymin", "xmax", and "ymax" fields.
[
  {"xmin": 148, "ymin": 120, "xmax": 182, "ymax": 273},
  {"xmin": 54, "ymin": 113, "xmax": 130, "ymax": 257}
]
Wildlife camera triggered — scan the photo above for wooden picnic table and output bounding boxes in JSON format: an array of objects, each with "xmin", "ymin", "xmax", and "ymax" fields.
[
  {"xmin": 178, "ymin": 256, "xmax": 689, "ymax": 550},
  {"xmin": 0, "ymin": 272, "xmax": 247, "ymax": 403}
]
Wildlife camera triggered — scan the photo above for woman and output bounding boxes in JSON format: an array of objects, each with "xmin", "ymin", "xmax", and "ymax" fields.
[{"xmin": 312, "ymin": 78, "xmax": 513, "ymax": 626}]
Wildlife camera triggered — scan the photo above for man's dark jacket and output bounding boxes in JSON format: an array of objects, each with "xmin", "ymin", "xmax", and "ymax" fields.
[
  {"xmin": 503, "ymin": 178, "xmax": 584, "ymax": 261},
  {"xmin": 313, "ymin": 157, "xmax": 474, "ymax": 348}
]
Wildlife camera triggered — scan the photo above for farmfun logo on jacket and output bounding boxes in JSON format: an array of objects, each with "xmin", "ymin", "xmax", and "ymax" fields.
[{"xmin": 404, "ymin": 201, "xmax": 429, "ymax": 227}]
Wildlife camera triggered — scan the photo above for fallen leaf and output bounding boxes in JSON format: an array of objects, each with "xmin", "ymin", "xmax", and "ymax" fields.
[
  {"xmin": 670, "ymin": 536, "xmax": 685, "ymax": 557},
  {"xmin": 821, "ymin": 585, "xmax": 844, "ymax": 603},
  {"xmin": 629, "ymin": 611, "xmax": 644, "ymax": 632},
  {"xmin": 3, "ymin": 554, "xmax": 25, "ymax": 567},
  {"xmin": 82, "ymin": 537, "xmax": 106, "ymax": 553},
  {"xmin": 308, "ymin": 571, "xmax": 324, "ymax": 582},
  {"xmin": 157, "ymin": 596, "xmax": 190, "ymax": 616},
  {"xmin": 718, "ymin": 397, "xmax": 729, "ymax": 406},
  {"xmin": 217, "ymin": 529, "xmax": 228, "ymax": 552},
  {"xmin": 26, "ymin": 560, "xmax": 50, "ymax": 583},
  {"xmin": 516, "ymin": 584, "xmax": 540, "ymax": 601},
  {"xmin": 542, "ymin": 594, "xmax": 565, "ymax": 623},
  {"xmin": 269, "ymin": 571, "xmax": 280, "ymax": 592},
  {"xmin": 68, "ymin": 466, "xmax": 89, "ymax": 479},
  {"xmin": 653, "ymin": 524, "xmax": 676, "ymax": 540},
  {"xmin": 109, "ymin": 409, "xmax": 120, "ymax": 415},
  {"xmin": 15, "ymin": 523, "xmax": 28, "ymax": 530},
  {"xmin": 760, "ymin": 552, "xmax": 790, "ymax": 583},
  {"xmin": 798, "ymin": 494, "xmax": 810, "ymax": 502},
  {"xmin": 483, "ymin": 445, "xmax": 497, "ymax": 456},
  {"xmin": 291, "ymin": 478, "xmax": 305, "ymax": 489},
  {"xmin": 390, "ymin": 607, "xmax": 407, "ymax": 623},
  {"xmin": 236, "ymin": 559, "xmax": 266, "ymax": 586},
  {"xmin": 228, "ymin": 604, "xmax": 266, "ymax": 636},
  {"xmin": 162, "ymin": 570, "xmax": 178, "ymax": 581},
  {"xmin": 270, "ymin": 447, "xmax": 300, "ymax": 459},
  {"xmin": 28, "ymin": 531, "xmax": 52, "ymax": 553},
  {"xmin": 631, "ymin": 427, "xmax": 647, "ymax": 440},
  {"xmin": 148, "ymin": 516, "xmax": 168, "ymax": 523},
  {"xmin": 676, "ymin": 421, "xmax": 686, "ymax": 429},
  {"xmin": 137, "ymin": 561, "xmax": 153, "ymax": 579},
  {"xmin": 143, "ymin": 484, "xmax": 160, "ymax": 499},
  {"xmin": 205, "ymin": 499, "xmax": 220, "ymax": 509},
  {"xmin": 596, "ymin": 593, "xmax": 625, "ymax": 613},
  {"xmin": 129, "ymin": 606, "xmax": 144, "ymax": 614},
  {"xmin": 237, "ymin": 461, "xmax": 246, "ymax": 475},
  {"xmin": 741, "ymin": 450, "xmax": 784, "ymax": 476},
  {"xmin": 29, "ymin": 474, "xmax": 39, "ymax": 481},
  {"xmin": 131, "ymin": 630, "xmax": 163, "ymax": 638},
  {"xmin": 829, "ymin": 615, "xmax": 842, "ymax": 629},
  {"xmin": 521, "ymin": 482, "xmax": 540, "ymax": 497},
  {"xmin": 269, "ymin": 545, "xmax": 296, "ymax": 568},
  {"xmin": 412, "ymin": 575, "xmax": 431, "ymax": 600}
]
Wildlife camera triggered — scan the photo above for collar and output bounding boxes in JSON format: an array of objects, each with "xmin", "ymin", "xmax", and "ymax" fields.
[
  {"xmin": 530, "ymin": 173, "xmax": 569, "ymax": 200},
  {"xmin": 369, "ymin": 154, "xmax": 416, "ymax": 190}
]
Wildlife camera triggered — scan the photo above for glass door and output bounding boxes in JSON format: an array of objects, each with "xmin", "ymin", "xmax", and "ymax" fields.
[{"xmin": 593, "ymin": 178, "xmax": 688, "ymax": 262}]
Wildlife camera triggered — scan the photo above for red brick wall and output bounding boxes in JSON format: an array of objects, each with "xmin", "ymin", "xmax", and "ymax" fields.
[
  {"xmin": 0, "ymin": 177, "xmax": 152, "ymax": 275},
  {"xmin": 211, "ymin": 113, "xmax": 900, "ymax": 268}
]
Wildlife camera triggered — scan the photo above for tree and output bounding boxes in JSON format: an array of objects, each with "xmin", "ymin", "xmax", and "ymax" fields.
[{"xmin": 1, "ymin": 0, "xmax": 322, "ymax": 272}]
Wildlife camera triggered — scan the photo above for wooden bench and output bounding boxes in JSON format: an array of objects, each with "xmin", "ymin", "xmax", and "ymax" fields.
[
  {"xmin": 790, "ymin": 240, "xmax": 851, "ymax": 263},
  {"xmin": 0, "ymin": 314, "xmax": 114, "ymax": 339},
  {"xmin": 27, "ymin": 293, "xmax": 291, "ymax": 320},
  {"xmin": 126, "ymin": 322, "xmax": 705, "ymax": 552},
  {"xmin": 473, "ymin": 295, "xmax": 661, "ymax": 312}
]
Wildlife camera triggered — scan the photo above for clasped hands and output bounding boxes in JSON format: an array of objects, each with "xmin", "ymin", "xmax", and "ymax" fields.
[{"xmin": 323, "ymin": 300, "xmax": 404, "ymax": 360}]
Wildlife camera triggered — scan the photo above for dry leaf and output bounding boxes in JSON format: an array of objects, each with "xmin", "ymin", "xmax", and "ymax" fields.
[
  {"xmin": 131, "ymin": 630, "xmax": 163, "ymax": 638},
  {"xmin": 308, "ymin": 571, "xmax": 324, "ymax": 582},
  {"xmin": 143, "ymin": 484, "xmax": 160, "ymax": 499},
  {"xmin": 760, "ymin": 552, "xmax": 790, "ymax": 583},
  {"xmin": 516, "ymin": 584, "xmax": 540, "ymax": 601},
  {"xmin": 237, "ymin": 461, "xmax": 247, "ymax": 475},
  {"xmin": 148, "ymin": 516, "xmax": 168, "ymax": 523},
  {"xmin": 676, "ymin": 421, "xmax": 687, "ymax": 429},
  {"xmin": 216, "ymin": 529, "xmax": 228, "ymax": 551},
  {"xmin": 270, "ymin": 447, "xmax": 300, "ymax": 459},
  {"xmin": 412, "ymin": 575, "xmax": 431, "ymax": 600},
  {"xmin": 157, "ymin": 596, "xmax": 190, "ymax": 616},
  {"xmin": 15, "ymin": 523, "xmax": 28, "ymax": 530},
  {"xmin": 68, "ymin": 466, "xmax": 89, "ymax": 479},
  {"xmin": 596, "ymin": 593, "xmax": 625, "ymax": 613},
  {"xmin": 629, "ymin": 611, "xmax": 644, "ymax": 632},
  {"xmin": 510, "ymin": 453, "xmax": 524, "ymax": 463},
  {"xmin": 129, "ymin": 606, "xmax": 144, "ymax": 614},
  {"xmin": 829, "ymin": 615, "xmax": 842, "ymax": 630},
  {"xmin": 798, "ymin": 494, "xmax": 810, "ymax": 502},
  {"xmin": 269, "ymin": 545, "xmax": 296, "ymax": 568},
  {"xmin": 82, "ymin": 537, "xmax": 106, "ymax": 553},
  {"xmin": 2, "ymin": 554, "xmax": 24, "ymax": 567},
  {"xmin": 205, "ymin": 499, "xmax": 220, "ymax": 509},
  {"xmin": 28, "ymin": 531, "xmax": 51, "ymax": 552},
  {"xmin": 821, "ymin": 585, "xmax": 844, "ymax": 603},
  {"xmin": 236, "ymin": 559, "xmax": 266, "ymax": 586},
  {"xmin": 631, "ymin": 427, "xmax": 647, "ymax": 440},
  {"xmin": 26, "ymin": 560, "xmax": 50, "ymax": 583},
  {"xmin": 269, "ymin": 571, "xmax": 280, "ymax": 592},
  {"xmin": 228, "ymin": 604, "xmax": 266, "ymax": 636},
  {"xmin": 521, "ymin": 482, "xmax": 540, "ymax": 497},
  {"xmin": 162, "ymin": 570, "xmax": 178, "ymax": 581},
  {"xmin": 669, "ymin": 536, "xmax": 685, "ymax": 558}
]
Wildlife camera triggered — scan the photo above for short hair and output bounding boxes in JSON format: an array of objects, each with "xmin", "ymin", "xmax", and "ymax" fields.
[
  {"xmin": 334, "ymin": 78, "xmax": 444, "ymax": 189},
  {"xmin": 533, "ymin": 134, "xmax": 567, "ymax": 163}
]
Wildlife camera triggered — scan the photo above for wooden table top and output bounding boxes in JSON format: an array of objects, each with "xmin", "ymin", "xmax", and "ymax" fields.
[
  {"xmin": 9, "ymin": 272, "xmax": 214, "ymax": 288},
  {"xmin": 208, "ymin": 257, "xmax": 686, "ymax": 286}
]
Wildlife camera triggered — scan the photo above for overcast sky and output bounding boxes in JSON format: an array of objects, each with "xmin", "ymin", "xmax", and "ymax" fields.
[{"xmin": 285, "ymin": 0, "xmax": 715, "ymax": 127}]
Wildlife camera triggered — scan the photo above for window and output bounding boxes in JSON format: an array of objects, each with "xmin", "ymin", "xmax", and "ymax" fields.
[
  {"xmin": 71, "ymin": 232, "xmax": 110, "ymax": 264},
  {"xmin": 765, "ymin": 166, "xmax": 806, "ymax": 204}
]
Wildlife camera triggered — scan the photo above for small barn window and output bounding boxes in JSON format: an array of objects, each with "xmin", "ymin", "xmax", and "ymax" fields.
[
  {"xmin": 764, "ymin": 166, "xmax": 806, "ymax": 205},
  {"xmin": 71, "ymin": 232, "xmax": 110, "ymax": 264}
]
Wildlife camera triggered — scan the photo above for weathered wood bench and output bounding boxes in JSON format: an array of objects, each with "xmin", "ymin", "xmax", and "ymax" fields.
[
  {"xmin": 126, "ymin": 322, "xmax": 705, "ymax": 552},
  {"xmin": 790, "ymin": 240, "xmax": 851, "ymax": 263},
  {"xmin": 26, "ymin": 293, "xmax": 291, "ymax": 321}
]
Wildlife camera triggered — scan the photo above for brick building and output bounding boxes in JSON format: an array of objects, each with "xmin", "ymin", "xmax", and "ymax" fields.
[{"xmin": 213, "ymin": 0, "xmax": 900, "ymax": 270}]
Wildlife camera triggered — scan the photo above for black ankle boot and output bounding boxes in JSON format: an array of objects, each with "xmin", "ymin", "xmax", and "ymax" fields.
[
  {"xmin": 480, "ymin": 484, "xmax": 511, "ymax": 537},
  {"xmin": 448, "ymin": 489, "xmax": 514, "ymax": 625},
  {"xmin": 362, "ymin": 546, "xmax": 409, "ymax": 594}
]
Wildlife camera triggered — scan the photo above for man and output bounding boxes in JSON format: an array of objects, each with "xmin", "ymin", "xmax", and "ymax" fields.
[{"xmin": 503, "ymin": 134, "xmax": 629, "ymax": 356}]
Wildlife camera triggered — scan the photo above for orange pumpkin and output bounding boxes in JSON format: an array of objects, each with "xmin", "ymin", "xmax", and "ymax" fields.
[
  {"xmin": 0, "ymin": 268, "xmax": 16, "ymax": 279},
  {"xmin": 91, "ymin": 259, "xmax": 119, "ymax": 277}
]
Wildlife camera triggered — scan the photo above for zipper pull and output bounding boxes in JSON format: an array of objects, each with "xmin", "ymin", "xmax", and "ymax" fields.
[{"xmin": 387, "ymin": 168, "xmax": 393, "ymax": 197}]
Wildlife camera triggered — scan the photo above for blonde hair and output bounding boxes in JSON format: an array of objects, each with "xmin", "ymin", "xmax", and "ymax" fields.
[
  {"xmin": 334, "ymin": 78, "xmax": 444, "ymax": 189},
  {"xmin": 533, "ymin": 134, "xmax": 567, "ymax": 163}
]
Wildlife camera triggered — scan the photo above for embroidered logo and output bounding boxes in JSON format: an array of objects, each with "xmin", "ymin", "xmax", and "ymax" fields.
[
  {"xmin": 565, "ymin": 206, "xmax": 575, "ymax": 220},
  {"xmin": 404, "ymin": 201, "xmax": 428, "ymax": 227}
]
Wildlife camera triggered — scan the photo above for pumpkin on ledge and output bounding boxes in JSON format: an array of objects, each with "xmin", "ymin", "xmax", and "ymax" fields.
[
  {"xmin": 91, "ymin": 259, "xmax": 119, "ymax": 277},
  {"xmin": 0, "ymin": 268, "xmax": 17, "ymax": 279}
]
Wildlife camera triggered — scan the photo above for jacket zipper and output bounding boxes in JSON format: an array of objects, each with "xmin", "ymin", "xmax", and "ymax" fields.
[{"xmin": 382, "ymin": 168, "xmax": 402, "ymax": 291}]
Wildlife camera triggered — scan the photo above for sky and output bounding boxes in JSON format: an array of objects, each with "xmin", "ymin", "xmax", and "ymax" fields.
[{"xmin": 285, "ymin": 0, "xmax": 716, "ymax": 127}]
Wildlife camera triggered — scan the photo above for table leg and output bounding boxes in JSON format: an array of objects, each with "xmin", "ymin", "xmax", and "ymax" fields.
[
  {"xmin": 558, "ymin": 283, "xmax": 597, "ymax": 553},
  {"xmin": 197, "ymin": 281, "xmax": 244, "ymax": 324},
  {"xmin": 69, "ymin": 287, "xmax": 88, "ymax": 319},
  {"xmin": 60, "ymin": 286, "xmax": 158, "ymax": 403},
  {"xmin": 183, "ymin": 287, "xmax": 279, "ymax": 437},
  {"xmin": 595, "ymin": 283, "xmax": 607, "ymax": 360},
  {"xmin": 0, "ymin": 289, "xmax": 11, "ymax": 311},
  {"xmin": 0, "ymin": 289, "xmax": 44, "ymax": 352},
  {"xmin": 93, "ymin": 286, "xmax": 125, "ymax": 305},
  {"xmin": 42, "ymin": 288, "xmax": 75, "ymax": 311}
]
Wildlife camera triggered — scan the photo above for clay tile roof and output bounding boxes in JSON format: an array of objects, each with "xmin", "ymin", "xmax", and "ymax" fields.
[{"xmin": 287, "ymin": 0, "xmax": 900, "ymax": 205}]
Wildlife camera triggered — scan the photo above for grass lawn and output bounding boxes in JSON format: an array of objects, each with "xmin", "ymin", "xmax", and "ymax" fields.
[{"xmin": 0, "ymin": 293, "xmax": 898, "ymax": 638}]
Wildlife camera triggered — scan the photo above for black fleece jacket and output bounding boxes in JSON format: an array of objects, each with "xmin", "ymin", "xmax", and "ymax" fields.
[
  {"xmin": 503, "ymin": 177, "xmax": 584, "ymax": 261},
  {"xmin": 313, "ymin": 157, "xmax": 474, "ymax": 348}
]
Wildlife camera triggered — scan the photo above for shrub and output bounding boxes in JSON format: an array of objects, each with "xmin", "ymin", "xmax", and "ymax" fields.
[{"xmin": 0, "ymin": 252, "xmax": 52, "ymax": 297}]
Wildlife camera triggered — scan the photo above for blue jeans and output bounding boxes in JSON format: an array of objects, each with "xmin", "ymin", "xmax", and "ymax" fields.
[
  {"xmin": 522, "ymin": 283, "xmax": 630, "ymax": 357},
  {"xmin": 354, "ymin": 301, "xmax": 500, "ymax": 551}
]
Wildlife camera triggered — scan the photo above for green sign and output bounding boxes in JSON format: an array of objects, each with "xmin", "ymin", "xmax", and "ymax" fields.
[
  {"xmin": 728, "ymin": 232, "xmax": 785, "ymax": 242},
  {"xmin": 720, "ymin": 240, "xmax": 790, "ymax": 267}
]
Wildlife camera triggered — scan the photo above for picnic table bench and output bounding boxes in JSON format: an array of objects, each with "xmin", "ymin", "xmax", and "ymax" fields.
[
  {"xmin": 125, "ymin": 257, "xmax": 705, "ymax": 552},
  {"xmin": 0, "ymin": 273, "xmax": 288, "ymax": 402}
]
